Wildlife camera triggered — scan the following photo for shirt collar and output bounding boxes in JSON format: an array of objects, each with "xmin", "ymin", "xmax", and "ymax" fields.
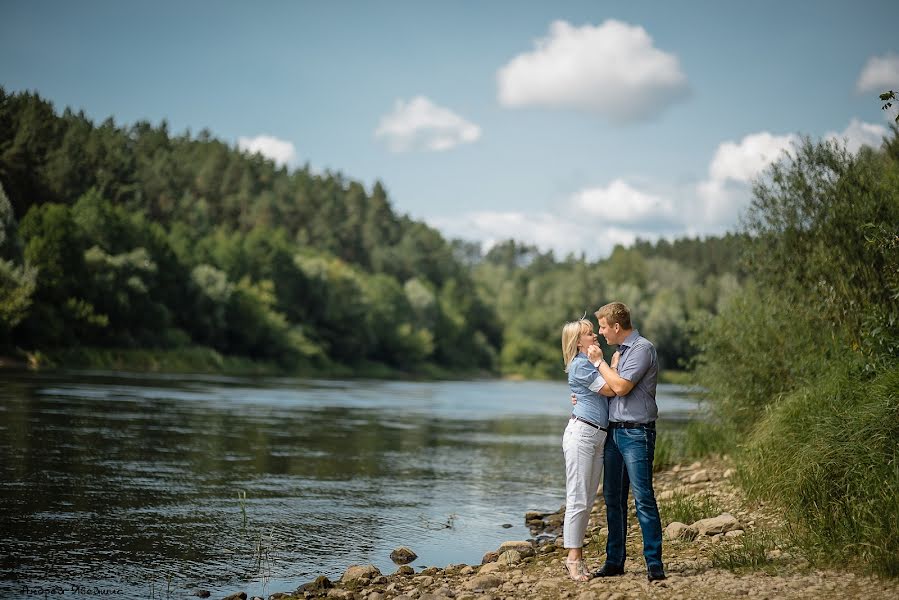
[{"xmin": 619, "ymin": 329, "xmax": 640, "ymax": 351}]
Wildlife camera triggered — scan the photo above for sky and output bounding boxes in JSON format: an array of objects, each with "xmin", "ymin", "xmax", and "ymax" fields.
[{"xmin": 2, "ymin": 0, "xmax": 898, "ymax": 258}]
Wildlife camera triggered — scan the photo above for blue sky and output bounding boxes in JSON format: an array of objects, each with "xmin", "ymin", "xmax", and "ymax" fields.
[{"xmin": 2, "ymin": 1, "xmax": 897, "ymax": 257}]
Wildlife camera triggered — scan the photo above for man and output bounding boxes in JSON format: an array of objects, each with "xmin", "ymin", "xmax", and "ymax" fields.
[{"xmin": 587, "ymin": 301, "xmax": 665, "ymax": 582}]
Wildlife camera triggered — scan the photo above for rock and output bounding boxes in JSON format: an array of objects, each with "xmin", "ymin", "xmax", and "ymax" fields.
[
  {"xmin": 268, "ymin": 593, "xmax": 291, "ymax": 600},
  {"xmin": 725, "ymin": 529, "xmax": 745, "ymax": 537},
  {"xmin": 391, "ymin": 546, "xmax": 419, "ymax": 564},
  {"xmin": 419, "ymin": 567, "xmax": 440, "ymax": 576},
  {"xmin": 459, "ymin": 566, "xmax": 475, "ymax": 575},
  {"xmin": 689, "ymin": 469, "xmax": 711, "ymax": 483},
  {"xmin": 444, "ymin": 563, "xmax": 466, "ymax": 573},
  {"xmin": 327, "ymin": 591, "xmax": 352, "ymax": 599},
  {"xmin": 193, "ymin": 592, "xmax": 211, "ymax": 598},
  {"xmin": 372, "ymin": 575, "xmax": 387, "ymax": 584},
  {"xmin": 497, "ymin": 541, "xmax": 535, "ymax": 558},
  {"xmin": 395, "ymin": 565, "xmax": 414, "ymax": 576},
  {"xmin": 414, "ymin": 575, "xmax": 435, "ymax": 587},
  {"xmin": 689, "ymin": 461, "xmax": 702, "ymax": 469},
  {"xmin": 462, "ymin": 575, "xmax": 502, "ymax": 591},
  {"xmin": 298, "ymin": 575, "xmax": 333, "ymax": 592},
  {"xmin": 664, "ymin": 522, "xmax": 697, "ymax": 541},
  {"xmin": 367, "ymin": 593, "xmax": 385, "ymax": 600},
  {"xmin": 692, "ymin": 513, "xmax": 742, "ymax": 536},
  {"xmin": 498, "ymin": 549, "xmax": 522, "ymax": 565},
  {"xmin": 724, "ymin": 468, "xmax": 736, "ymax": 478},
  {"xmin": 222, "ymin": 593, "xmax": 246, "ymax": 600},
  {"xmin": 478, "ymin": 561, "xmax": 504, "ymax": 574},
  {"xmin": 341, "ymin": 564, "xmax": 381, "ymax": 583},
  {"xmin": 525, "ymin": 511, "xmax": 548, "ymax": 520},
  {"xmin": 481, "ymin": 551, "xmax": 499, "ymax": 564}
]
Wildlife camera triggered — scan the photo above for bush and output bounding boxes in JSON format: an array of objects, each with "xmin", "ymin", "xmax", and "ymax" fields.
[{"xmin": 737, "ymin": 363, "xmax": 899, "ymax": 575}]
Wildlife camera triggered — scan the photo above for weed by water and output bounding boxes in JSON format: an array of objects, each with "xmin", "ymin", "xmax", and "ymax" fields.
[
  {"xmin": 709, "ymin": 529, "xmax": 782, "ymax": 573},
  {"xmin": 659, "ymin": 492, "xmax": 721, "ymax": 526}
]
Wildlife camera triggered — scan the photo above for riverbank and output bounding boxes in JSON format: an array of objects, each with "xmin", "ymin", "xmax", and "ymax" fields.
[
  {"xmin": 224, "ymin": 458, "xmax": 898, "ymax": 600},
  {"xmin": 1, "ymin": 346, "xmax": 694, "ymax": 385}
]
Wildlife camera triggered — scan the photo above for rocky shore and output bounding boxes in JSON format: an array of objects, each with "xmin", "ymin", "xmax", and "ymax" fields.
[{"xmin": 211, "ymin": 459, "xmax": 899, "ymax": 600}]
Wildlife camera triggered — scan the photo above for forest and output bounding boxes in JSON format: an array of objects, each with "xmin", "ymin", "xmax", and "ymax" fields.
[{"xmin": 0, "ymin": 88, "xmax": 746, "ymax": 377}]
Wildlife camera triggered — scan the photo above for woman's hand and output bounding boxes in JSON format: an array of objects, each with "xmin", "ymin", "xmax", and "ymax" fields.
[
  {"xmin": 587, "ymin": 344, "xmax": 603, "ymax": 364},
  {"xmin": 571, "ymin": 393, "xmax": 577, "ymax": 406},
  {"xmin": 610, "ymin": 350, "xmax": 621, "ymax": 370}
]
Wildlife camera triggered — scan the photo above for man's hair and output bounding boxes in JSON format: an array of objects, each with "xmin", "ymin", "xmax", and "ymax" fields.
[{"xmin": 595, "ymin": 302, "xmax": 632, "ymax": 330}]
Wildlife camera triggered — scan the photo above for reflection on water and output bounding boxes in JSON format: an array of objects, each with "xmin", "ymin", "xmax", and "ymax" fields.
[{"xmin": 0, "ymin": 371, "xmax": 701, "ymax": 598}]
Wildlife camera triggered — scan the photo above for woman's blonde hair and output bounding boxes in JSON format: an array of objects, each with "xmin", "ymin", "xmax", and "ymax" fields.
[{"xmin": 561, "ymin": 319, "xmax": 593, "ymax": 372}]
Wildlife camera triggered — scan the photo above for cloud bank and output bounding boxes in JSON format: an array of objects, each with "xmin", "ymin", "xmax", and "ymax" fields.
[
  {"xmin": 375, "ymin": 96, "xmax": 481, "ymax": 152},
  {"xmin": 237, "ymin": 134, "xmax": 298, "ymax": 167},
  {"xmin": 856, "ymin": 52, "xmax": 899, "ymax": 94},
  {"xmin": 497, "ymin": 19, "xmax": 689, "ymax": 122}
]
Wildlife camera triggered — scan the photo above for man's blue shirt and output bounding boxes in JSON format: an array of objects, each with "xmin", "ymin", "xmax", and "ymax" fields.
[{"xmin": 608, "ymin": 330, "xmax": 658, "ymax": 423}]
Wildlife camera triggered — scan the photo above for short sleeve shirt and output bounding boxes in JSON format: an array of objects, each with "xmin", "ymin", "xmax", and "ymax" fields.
[{"xmin": 608, "ymin": 330, "xmax": 659, "ymax": 423}]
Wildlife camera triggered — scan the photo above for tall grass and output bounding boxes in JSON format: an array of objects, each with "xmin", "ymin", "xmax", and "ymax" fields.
[
  {"xmin": 737, "ymin": 363, "xmax": 899, "ymax": 576},
  {"xmin": 659, "ymin": 492, "xmax": 721, "ymax": 526}
]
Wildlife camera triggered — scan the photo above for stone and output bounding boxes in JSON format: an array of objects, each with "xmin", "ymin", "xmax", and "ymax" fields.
[
  {"xmin": 664, "ymin": 522, "xmax": 697, "ymax": 541},
  {"xmin": 444, "ymin": 563, "xmax": 466, "ymax": 573},
  {"xmin": 222, "ymin": 593, "xmax": 246, "ymax": 600},
  {"xmin": 498, "ymin": 550, "xmax": 522, "ymax": 565},
  {"xmin": 414, "ymin": 575, "xmax": 435, "ymax": 587},
  {"xmin": 462, "ymin": 574, "xmax": 502, "ymax": 591},
  {"xmin": 689, "ymin": 461, "xmax": 703, "ymax": 469},
  {"xmin": 298, "ymin": 576, "xmax": 333, "ymax": 593},
  {"xmin": 725, "ymin": 529, "xmax": 745, "ymax": 537},
  {"xmin": 525, "ymin": 511, "xmax": 548, "ymax": 520},
  {"xmin": 419, "ymin": 567, "xmax": 440, "ymax": 576},
  {"xmin": 497, "ymin": 541, "xmax": 535, "ymax": 558},
  {"xmin": 692, "ymin": 513, "xmax": 743, "ymax": 536},
  {"xmin": 395, "ymin": 565, "xmax": 415, "ymax": 576},
  {"xmin": 341, "ymin": 564, "xmax": 381, "ymax": 583},
  {"xmin": 689, "ymin": 469, "xmax": 711, "ymax": 483},
  {"xmin": 481, "ymin": 551, "xmax": 499, "ymax": 564},
  {"xmin": 391, "ymin": 546, "xmax": 418, "ymax": 564},
  {"xmin": 268, "ymin": 594, "xmax": 291, "ymax": 600},
  {"xmin": 724, "ymin": 468, "xmax": 736, "ymax": 478},
  {"xmin": 367, "ymin": 593, "xmax": 385, "ymax": 600},
  {"xmin": 459, "ymin": 566, "xmax": 475, "ymax": 575},
  {"xmin": 478, "ymin": 561, "xmax": 504, "ymax": 574},
  {"xmin": 327, "ymin": 591, "xmax": 352, "ymax": 599}
]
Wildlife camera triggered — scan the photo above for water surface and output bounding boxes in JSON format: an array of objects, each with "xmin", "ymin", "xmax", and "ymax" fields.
[{"xmin": 0, "ymin": 370, "xmax": 700, "ymax": 598}]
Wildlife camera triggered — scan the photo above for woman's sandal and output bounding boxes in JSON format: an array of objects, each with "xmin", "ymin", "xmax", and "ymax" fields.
[{"xmin": 564, "ymin": 558, "xmax": 590, "ymax": 582}]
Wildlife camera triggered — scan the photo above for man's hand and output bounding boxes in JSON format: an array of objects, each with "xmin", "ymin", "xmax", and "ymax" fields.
[
  {"xmin": 571, "ymin": 393, "xmax": 577, "ymax": 405},
  {"xmin": 587, "ymin": 344, "xmax": 603, "ymax": 363}
]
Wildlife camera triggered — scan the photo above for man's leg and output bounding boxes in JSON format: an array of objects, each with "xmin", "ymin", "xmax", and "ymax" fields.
[
  {"xmin": 601, "ymin": 429, "xmax": 629, "ymax": 570},
  {"xmin": 618, "ymin": 427, "xmax": 664, "ymax": 574}
]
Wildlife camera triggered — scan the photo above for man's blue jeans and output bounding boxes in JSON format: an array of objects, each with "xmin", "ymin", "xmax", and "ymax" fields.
[{"xmin": 602, "ymin": 425, "xmax": 663, "ymax": 571}]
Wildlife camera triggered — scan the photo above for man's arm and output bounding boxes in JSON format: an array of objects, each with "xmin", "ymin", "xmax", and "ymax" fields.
[{"xmin": 588, "ymin": 344, "xmax": 636, "ymax": 396}]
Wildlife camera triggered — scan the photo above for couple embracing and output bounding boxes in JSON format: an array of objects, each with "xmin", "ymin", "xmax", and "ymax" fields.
[{"xmin": 560, "ymin": 302, "xmax": 665, "ymax": 583}]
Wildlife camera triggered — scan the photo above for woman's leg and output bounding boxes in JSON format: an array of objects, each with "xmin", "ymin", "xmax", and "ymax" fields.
[{"xmin": 562, "ymin": 420, "xmax": 603, "ymax": 579}]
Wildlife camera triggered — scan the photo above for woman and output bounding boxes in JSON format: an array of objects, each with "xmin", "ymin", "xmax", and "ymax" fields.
[{"xmin": 560, "ymin": 318, "xmax": 615, "ymax": 581}]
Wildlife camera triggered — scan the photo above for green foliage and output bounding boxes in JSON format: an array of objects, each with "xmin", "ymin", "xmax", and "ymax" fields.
[
  {"xmin": 737, "ymin": 363, "xmax": 899, "ymax": 576},
  {"xmin": 696, "ymin": 133, "xmax": 899, "ymax": 575},
  {"xmin": 658, "ymin": 491, "xmax": 721, "ymax": 526},
  {"xmin": 708, "ymin": 529, "xmax": 782, "ymax": 573}
]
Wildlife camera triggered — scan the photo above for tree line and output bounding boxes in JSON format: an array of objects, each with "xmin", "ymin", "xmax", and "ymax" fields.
[{"xmin": 0, "ymin": 88, "xmax": 746, "ymax": 376}]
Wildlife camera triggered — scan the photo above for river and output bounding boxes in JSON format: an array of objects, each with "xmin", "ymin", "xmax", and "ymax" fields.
[{"xmin": 0, "ymin": 370, "xmax": 700, "ymax": 598}]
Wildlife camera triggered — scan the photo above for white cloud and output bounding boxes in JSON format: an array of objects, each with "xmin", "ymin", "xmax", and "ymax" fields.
[
  {"xmin": 571, "ymin": 179, "xmax": 675, "ymax": 224},
  {"xmin": 825, "ymin": 118, "xmax": 888, "ymax": 154},
  {"xmin": 430, "ymin": 210, "xmax": 642, "ymax": 259},
  {"xmin": 237, "ymin": 134, "xmax": 298, "ymax": 167},
  {"xmin": 497, "ymin": 19, "xmax": 689, "ymax": 122},
  {"xmin": 696, "ymin": 131, "xmax": 798, "ymax": 227},
  {"xmin": 707, "ymin": 132, "xmax": 799, "ymax": 184},
  {"xmin": 375, "ymin": 96, "xmax": 481, "ymax": 152},
  {"xmin": 856, "ymin": 52, "xmax": 899, "ymax": 94}
]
